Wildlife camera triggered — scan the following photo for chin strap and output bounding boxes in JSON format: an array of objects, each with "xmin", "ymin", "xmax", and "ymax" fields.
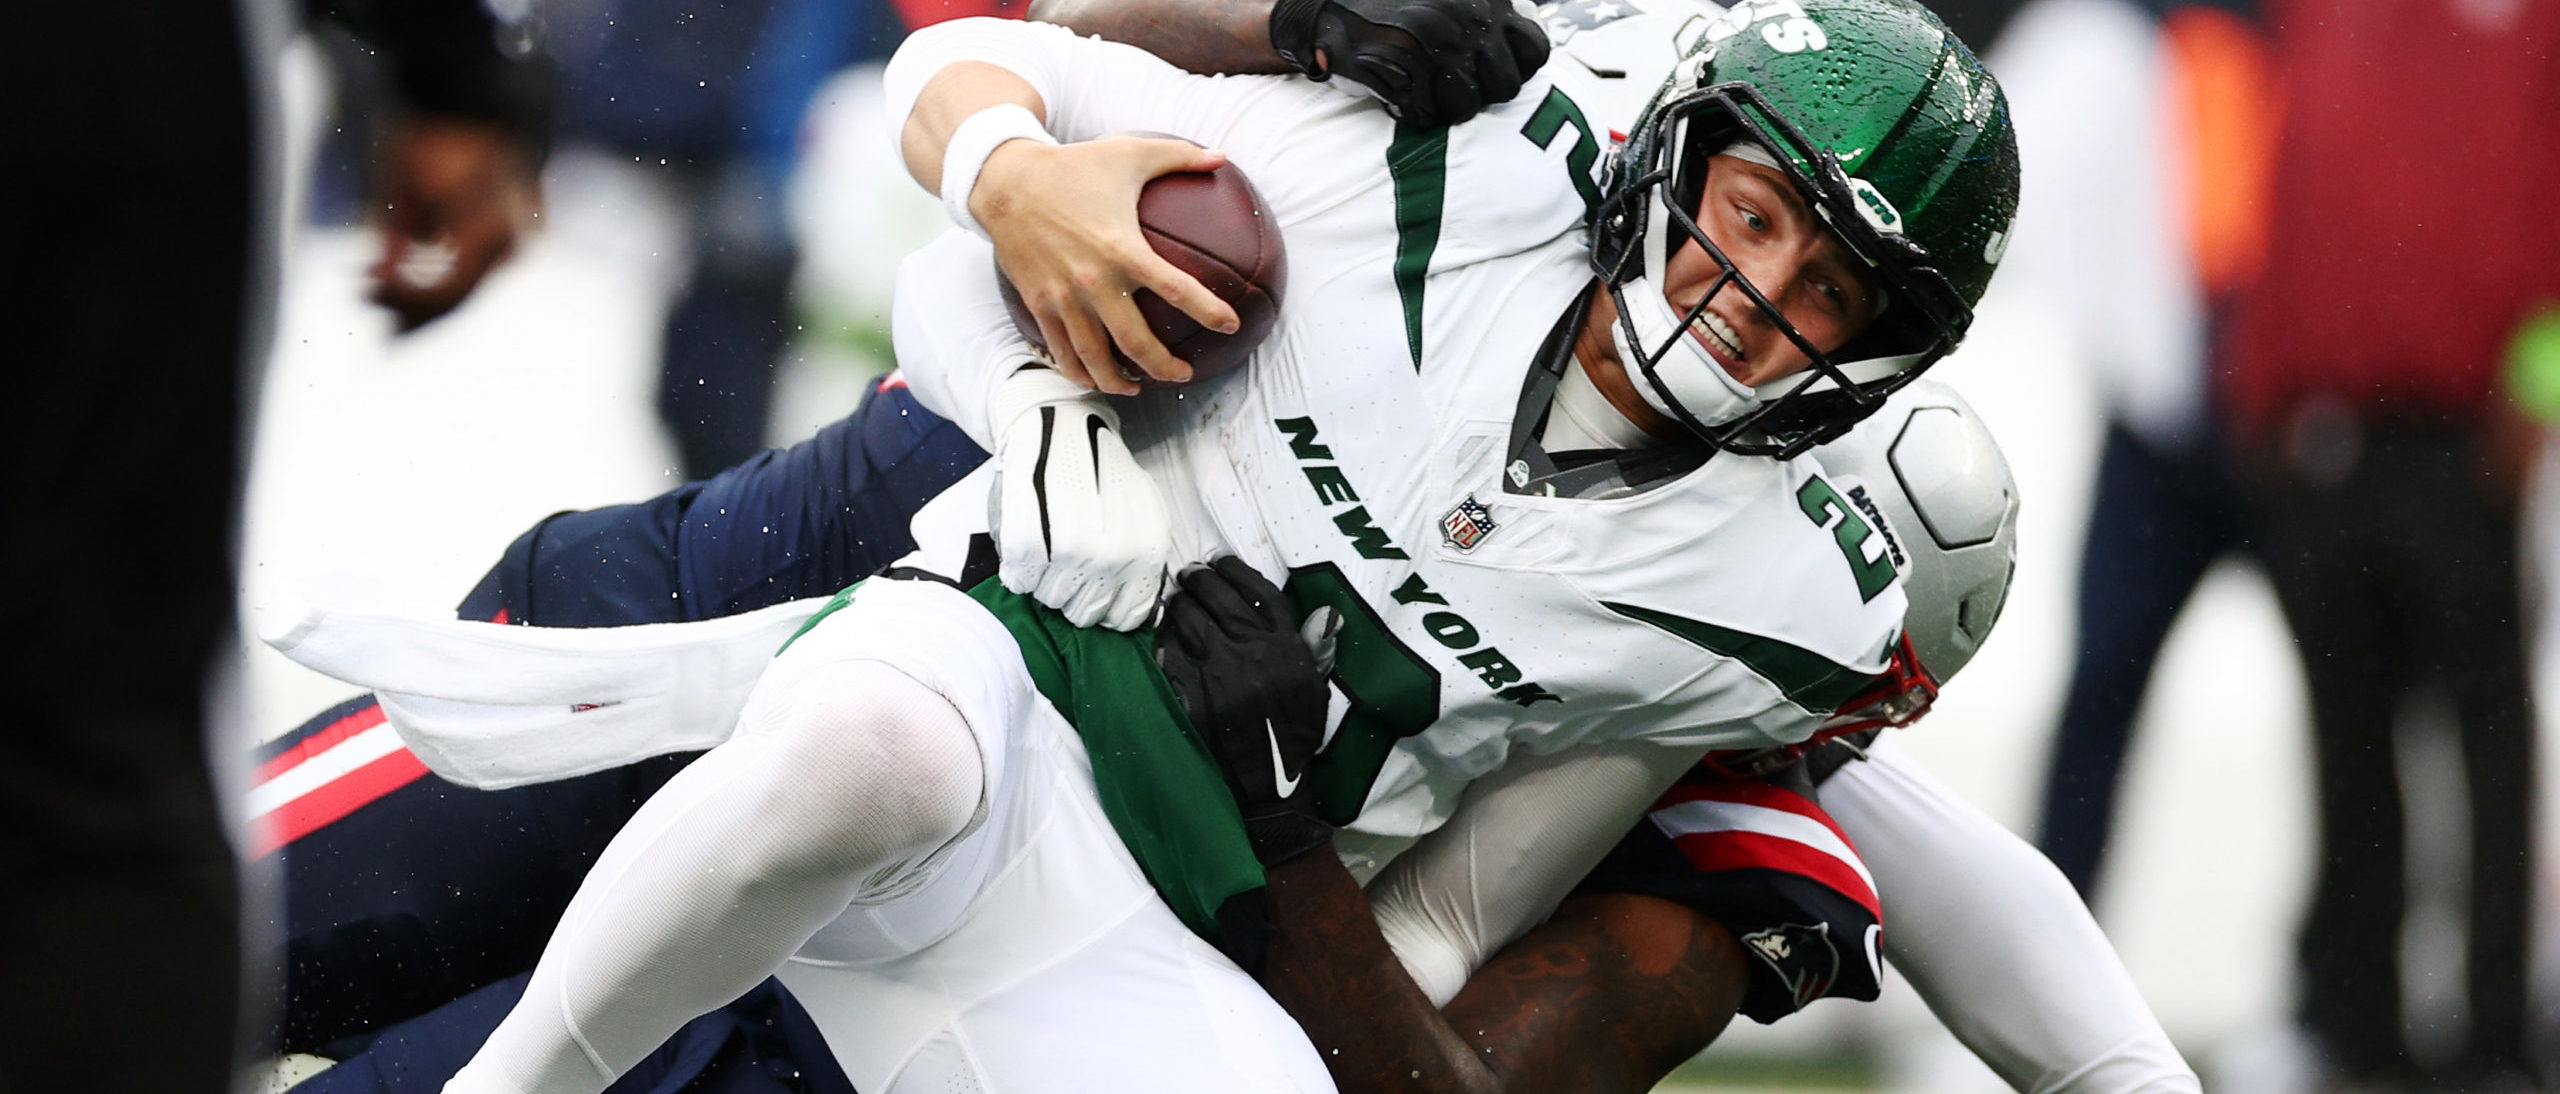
[{"xmin": 1612, "ymin": 274, "xmax": 1763, "ymax": 433}]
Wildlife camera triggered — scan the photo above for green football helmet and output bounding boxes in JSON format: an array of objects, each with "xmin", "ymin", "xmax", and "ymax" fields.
[{"xmin": 1588, "ymin": 0, "xmax": 2021, "ymax": 458}]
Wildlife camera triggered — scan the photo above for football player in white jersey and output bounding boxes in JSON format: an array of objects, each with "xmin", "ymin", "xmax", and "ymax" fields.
[
  {"xmin": 925, "ymin": 4, "xmax": 2188, "ymax": 1091},
  {"xmin": 266, "ymin": 384, "xmax": 2194, "ymax": 1094},
  {"xmin": 249, "ymin": 2, "xmax": 2186, "ymax": 1091},
  {"xmin": 918, "ymin": 10, "xmax": 2182, "ymax": 1088},
  {"xmin": 1173, "ymin": 380, "xmax": 2197, "ymax": 1094},
  {"xmin": 373, "ymin": 2, "xmax": 2027, "ymax": 1091}
]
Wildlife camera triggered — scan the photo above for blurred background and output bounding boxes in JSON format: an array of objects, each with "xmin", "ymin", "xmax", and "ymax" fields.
[{"xmin": 210, "ymin": 0, "xmax": 2560, "ymax": 1091}]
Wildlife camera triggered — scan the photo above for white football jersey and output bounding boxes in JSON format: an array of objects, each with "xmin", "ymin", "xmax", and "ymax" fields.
[
  {"xmin": 887, "ymin": 17, "xmax": 1908, "ymax": 844},
  {"xmin": 1539, "ymin": 0, "xmax": 1732, "ymax": 129}
]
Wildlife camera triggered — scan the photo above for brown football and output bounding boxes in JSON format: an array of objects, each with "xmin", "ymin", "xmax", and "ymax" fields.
[{"xmin": 997, "ymin": 156, "xmax": 1286, "ymax": 390}]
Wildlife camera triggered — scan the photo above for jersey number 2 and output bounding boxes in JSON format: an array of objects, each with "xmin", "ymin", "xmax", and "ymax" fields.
[
  {"xmin": 1521, "ymin": 88, "xmax": 1603, "ymax": 213},
  {"xmin": 1796, "ymin": 478, "xmax": 1898, "ymax": 603}
]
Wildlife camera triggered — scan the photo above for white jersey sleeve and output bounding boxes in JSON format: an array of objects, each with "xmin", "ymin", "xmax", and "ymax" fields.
[
  {"xmin": 1366, "ymin": 739, "xmax": 1700, "ymax": 1004},
  {"xmin": 883, "ymin": 17, "xmax": 1267, "ymax": 152},
  {"xmin": 1371, "ymin": 735, "xmax": 2201, "ymax": 1094},
  {"xmin": 1825, "ymin": 739, "xmax": 2203, "ymax": 1094},
  {"xmin": 889, "ymin": 227, "xmax": 1040, "ymax": 449},
  {"xmin": 879, "ymin": 17, "xmax": 1373, "ymax": 448}
]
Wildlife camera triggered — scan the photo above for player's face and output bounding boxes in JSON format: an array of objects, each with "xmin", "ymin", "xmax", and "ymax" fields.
[{"xmin": 1661, "ymin": 155, "xmax": 1885, "ymax": 387}]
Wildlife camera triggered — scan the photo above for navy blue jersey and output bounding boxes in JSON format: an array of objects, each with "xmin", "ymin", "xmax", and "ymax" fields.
[
  {"xmin": 453, "ymin": 374, "xmax": 984, "ymax": 628},
  {"xmin": 1573, "ymin": 765, "xmax": 1884, "ymax": 1025},
  {"xmin": 284, "ymin": 973, "xmax": 853, "ymax": 1094}
]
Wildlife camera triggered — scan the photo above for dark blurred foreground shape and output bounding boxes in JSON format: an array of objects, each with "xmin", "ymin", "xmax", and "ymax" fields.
[
  {"xmin": 0, "ymin": 0, "xmax": 546, "ymax": 1087},
  {"xmin": 0, "ymin": 2, "xmax": 263, "ymax": 1089},
  {"xmin": 2223, "ymin": 0, "xmax": 2560, "ymax": 1088}
]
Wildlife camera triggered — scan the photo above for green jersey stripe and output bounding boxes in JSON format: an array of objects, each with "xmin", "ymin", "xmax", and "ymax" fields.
[
  {"xmin": 1601, "ymin": 600, "xmax": 1877, "ymax": 716},
  {"xmin": 967, "ymin": 578, "xmax": 1267, "ymax": 943},
  {"xmin": 1387, "ymin": 123, "xmax": 1450, "ymax": 370}
]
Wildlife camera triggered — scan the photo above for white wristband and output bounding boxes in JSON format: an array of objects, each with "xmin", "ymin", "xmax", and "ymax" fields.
[{"xmin": 940, "ymin": 103, "xmax": 1058, "ymax": 241}]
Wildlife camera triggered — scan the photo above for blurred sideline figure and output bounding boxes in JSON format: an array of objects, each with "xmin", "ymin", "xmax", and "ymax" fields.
[
  {"xmin": 1994, "ymin": 0, "xmax": 2278, "ymax": 896},
  {"xmin": 546, "ymin": 0, "xmax": 923, "ymax": 478},
  {"xmin": 301, "ymin": 0, "xmax": 556, "ymax": 330},
  {"xmin": 0, "ymin": 0, "xmax": 542, "ymax": 1090},
  {"xmin": 310, "ymin": 0, "xmax": 931, "ymax": 475},
  {"xmin": 2223, "ymin": 0, "xmax": 2558, "ymax": 1088},
  {"xmin": 331, "ymin": 0, "xmax": 555, "ymax": 331}
]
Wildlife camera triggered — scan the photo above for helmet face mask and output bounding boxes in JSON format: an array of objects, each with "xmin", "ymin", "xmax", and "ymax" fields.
[{"xmin": 1588, "ymin": 0, "xmax": 2020, "ymax": 459}]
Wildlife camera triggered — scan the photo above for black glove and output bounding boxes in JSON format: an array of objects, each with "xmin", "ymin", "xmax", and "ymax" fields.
[
  {"xmin": 1268, "ymin": 0, "xmax": 1552, "ymax": 128},
  {"xmin": 1154, "ymin": 556, "xmax": 1343, "ymax": 865}
]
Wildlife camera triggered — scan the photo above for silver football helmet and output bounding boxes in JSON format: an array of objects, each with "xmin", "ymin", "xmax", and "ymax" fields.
[
  {"xmin": 1812, "ymin": 376, "xmax": 2019, "ymax": 688},
  {"xmin": 1704, "ymin": 378, "xmax": 2016, "ymax": 779}
]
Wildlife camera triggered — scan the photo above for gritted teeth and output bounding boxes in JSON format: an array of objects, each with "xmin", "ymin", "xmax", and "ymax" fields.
[{"xmin": 1688, "ymin": 310, "xmax": 1743, "ymax": 362}]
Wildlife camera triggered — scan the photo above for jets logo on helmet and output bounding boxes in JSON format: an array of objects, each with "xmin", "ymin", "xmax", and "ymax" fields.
[
  {"xmin": 1847, "ymin": 177, "xmax": 1902, "ymax": 235},
  {"xmin": 1703, "ymin": 0, "xmax": 1830, "ymax": 53},
  {"xmin": 1588, "ymin": 0, "xmax": 2022, "ymax": 459}
]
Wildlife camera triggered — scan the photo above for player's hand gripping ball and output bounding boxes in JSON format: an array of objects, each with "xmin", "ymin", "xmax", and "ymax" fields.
[{"xmin": 998, "ymin": 153, "xmax": 1288, "ymax": 389}]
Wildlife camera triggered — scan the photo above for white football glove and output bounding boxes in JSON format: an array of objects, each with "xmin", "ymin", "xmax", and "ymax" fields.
[{"xmin": 989, "ymin": 368, "xmax": 1173, "ymax": 631}]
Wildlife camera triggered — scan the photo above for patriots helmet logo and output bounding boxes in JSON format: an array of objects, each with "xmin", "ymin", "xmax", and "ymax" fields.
[{"xmin": 1740, "ymin": 922, "xmax": 1841, "ymax": 1012}]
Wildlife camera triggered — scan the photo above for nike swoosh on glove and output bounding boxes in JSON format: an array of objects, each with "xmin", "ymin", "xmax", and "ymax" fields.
[
  {"xmin": 990, "ymin": 368, "xmax": 1173, "ymax": 631},
  {"xmin": 1154, "ymin": 556, "xmax": 1342, "ymax": 865}
]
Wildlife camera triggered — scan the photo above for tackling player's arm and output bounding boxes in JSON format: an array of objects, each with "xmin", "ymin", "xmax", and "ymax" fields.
[
  {"xmin": 1028, "ymin": 0, "xmax": 1286, "ymax": 77},
  {"xmin": 1262, "ymin": 851, "xmax": 1747, "ymax": 1094},
  {"xmin": 1028, "ymin": 0, "xmax": 1548, "ymax": 127},
  {"xmin": 1262, "ymin": 739, "xmax": 1758, "ymax": 1094},
  {"xmin": 1158, "ymin": 560, "xmax": 1748, "ymax": 1094},
  {"xmin": 1442, "ymin": 892, "xmax": 1747, "ymax": 1093}
]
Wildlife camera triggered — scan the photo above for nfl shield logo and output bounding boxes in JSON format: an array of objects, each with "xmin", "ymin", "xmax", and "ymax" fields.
[{"xmin": 1441, "ymin": 495, "xmax": 1498, "ymax": 552}]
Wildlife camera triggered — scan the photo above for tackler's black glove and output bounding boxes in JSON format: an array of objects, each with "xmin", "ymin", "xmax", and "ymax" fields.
[
  {"xmin": 1155, "ymin": 556, "xmax": 1345, "ymax": 865},
  {"xmin": 1268, "ymin": 0, "xmax": 1551, "ymax": 128}
]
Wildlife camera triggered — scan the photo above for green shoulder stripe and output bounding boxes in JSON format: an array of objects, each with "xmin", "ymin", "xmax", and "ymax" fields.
[
  {"xmin": 1601, "ymin": 601, "xmax": 1877, "ymax": 716},
  {"xmin": 776, "ymin": 581, "xmax": 864, "ymax": 655},
  {"xmin": 1387, "ymin": 123, "xmax": 1449, "ymax": 370}
]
